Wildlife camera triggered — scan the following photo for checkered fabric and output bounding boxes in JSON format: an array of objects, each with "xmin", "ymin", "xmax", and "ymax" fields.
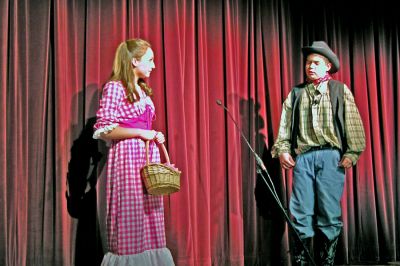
[{"xmin": 94, "ymin": 81, "xmax": 166, "ymax": 255}]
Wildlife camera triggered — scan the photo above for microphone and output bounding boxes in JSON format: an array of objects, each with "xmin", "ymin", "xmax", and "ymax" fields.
[
  {"xmin": 216, "ymin": 99, "xmax": 266, "ymax": 171},
  {"xmin": 216, "ymin": 99, "xmax": 317, "ymax": 266}
]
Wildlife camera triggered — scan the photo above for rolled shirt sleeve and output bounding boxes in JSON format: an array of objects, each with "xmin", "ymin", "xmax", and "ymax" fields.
[
  {"xmin": 342, "ymin": 85, "xmax": 366, "ymax": 164},
  {"xmin": 271, "ymin": 91, "xmax": 293, "ymax": 158}
]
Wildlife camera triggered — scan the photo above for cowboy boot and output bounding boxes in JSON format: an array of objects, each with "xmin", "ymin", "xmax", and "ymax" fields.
[
  {"xmin": 293, "ymin": 237, "xmax": 312, "ymax": 266},
  {"xmin": 315, "ymin": 233, "xmax": 339, "ymax": 266}
]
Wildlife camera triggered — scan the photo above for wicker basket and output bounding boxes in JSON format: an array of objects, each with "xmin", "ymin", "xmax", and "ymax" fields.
[{"xmin": 140, "ymin": 141, "xmax": 181, "ymax": 195}]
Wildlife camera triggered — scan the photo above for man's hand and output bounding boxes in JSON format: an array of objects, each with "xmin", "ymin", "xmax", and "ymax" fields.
[
  {"xmin": 339, "ymin": 157, "xmax": 353, "ymax": 169},
  {"xmin": 279, "ymin": 152, "xmax": 296, "ymax": 169}
]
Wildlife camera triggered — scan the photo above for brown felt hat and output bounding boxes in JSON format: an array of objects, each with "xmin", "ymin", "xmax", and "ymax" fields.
[{"xmin": 302, "ymin": 41, "xmax": 340, "ymax": 73}]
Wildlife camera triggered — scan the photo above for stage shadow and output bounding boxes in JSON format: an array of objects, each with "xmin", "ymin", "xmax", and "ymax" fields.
[
  {"xmin": 66, "ymin": 87, "xmax": 107, "ymax": 265},
  {"xmin": 239, "ymin": 98, "xmax": 286, "ymax": 265}
]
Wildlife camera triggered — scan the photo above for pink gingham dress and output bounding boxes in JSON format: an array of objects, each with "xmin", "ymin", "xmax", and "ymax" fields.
[{"xmin": 93, "ymin": 81, "xmax": 174, "ymax": 266}]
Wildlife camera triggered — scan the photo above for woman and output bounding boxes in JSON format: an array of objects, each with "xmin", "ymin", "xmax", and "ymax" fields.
[{"xmin": 93, "ymin": 38, "xmax": 174, "ymax": 265}]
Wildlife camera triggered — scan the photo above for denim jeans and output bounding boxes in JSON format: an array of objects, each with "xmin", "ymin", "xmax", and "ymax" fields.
[{"xmin": 290, "ymin": 148, "xmax": 345, "ymax": 241}]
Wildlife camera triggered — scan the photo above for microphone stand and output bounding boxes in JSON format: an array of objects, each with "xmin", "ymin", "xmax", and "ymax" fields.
[{"xmin": 216, "ymin": 100, "xmax": 316, "ymax": 266}]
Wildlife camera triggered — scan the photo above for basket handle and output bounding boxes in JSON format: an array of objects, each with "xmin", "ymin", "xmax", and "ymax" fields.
[{"xmin": 145, "ymin": 140, "xmax": 171, "ymax": 165}]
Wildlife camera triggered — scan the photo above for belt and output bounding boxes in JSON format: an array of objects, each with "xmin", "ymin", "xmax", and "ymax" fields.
[{"xmin": 306, "ymin": 144, "xmax": 337, "ymax": 153}]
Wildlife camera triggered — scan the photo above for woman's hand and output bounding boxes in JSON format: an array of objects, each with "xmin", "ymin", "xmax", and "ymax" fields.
[
  {"xmin": 140, "ymin": 130, "xmax": 158, "ymax": 141},
  {"xmin": 154, "ymin": 131, "xmax": 165, "ymax": 144},
  {"xmin": 139, "ymin": 129, "xmax": 165, "ymax": 144}
]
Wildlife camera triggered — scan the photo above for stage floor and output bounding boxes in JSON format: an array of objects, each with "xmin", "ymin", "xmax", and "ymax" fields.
[{"xmin": 337, "ymin": 263, "xmax": 400, "ymax": 266}]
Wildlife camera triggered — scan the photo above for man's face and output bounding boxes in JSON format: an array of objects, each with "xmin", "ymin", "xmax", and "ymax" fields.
[{"xmin": 305, "ymin": 53, "xmax": 331, "ymax": 80}]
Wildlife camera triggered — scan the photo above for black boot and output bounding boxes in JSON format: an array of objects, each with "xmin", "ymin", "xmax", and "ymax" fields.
[
  {"xmin": 315, "ymin": 233, "xmax": 339, "ymax": 266},
  {"xmin": 293, "ymin": 237, "xmax": 312, "ymax": 266}
]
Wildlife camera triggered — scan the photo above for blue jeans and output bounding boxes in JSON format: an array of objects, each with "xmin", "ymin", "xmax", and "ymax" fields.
[{"xmin": 290, "ymin": 149, "xmax": 345, "ymax": 241}]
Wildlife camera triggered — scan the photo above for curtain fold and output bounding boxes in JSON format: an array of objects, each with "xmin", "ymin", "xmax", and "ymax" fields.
[
  {"xmin": 0, "ymin": 0, "xmax": 8, "ymax": 262},
  {"xmin": 1, "ymin": 0, "xmax": 399, "ymax": 265}
]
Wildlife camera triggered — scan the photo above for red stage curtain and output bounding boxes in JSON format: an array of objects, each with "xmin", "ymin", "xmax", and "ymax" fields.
[{"xmin": 0, "ymin": 0, "xmax": 399, "ymax": 265}]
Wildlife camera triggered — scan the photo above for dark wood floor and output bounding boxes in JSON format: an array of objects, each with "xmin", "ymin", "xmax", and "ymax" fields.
[{"xmin": 336, "ymin": 263, "xmax": 400, "ymax": 266}]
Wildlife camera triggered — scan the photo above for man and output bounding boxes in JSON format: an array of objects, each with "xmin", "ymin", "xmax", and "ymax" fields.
[{"xmin": 272, "ymin": 41, "xmax": 366, "ymax": 266}]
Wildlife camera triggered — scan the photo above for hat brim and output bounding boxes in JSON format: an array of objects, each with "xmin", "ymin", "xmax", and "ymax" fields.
[{"xmin": 302, "ymin": 47, "xmax": 340, "ymax": 73}]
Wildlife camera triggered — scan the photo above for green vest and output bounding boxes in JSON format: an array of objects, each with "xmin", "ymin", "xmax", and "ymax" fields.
[{"xmin": 290, "ymin": 80, "xmax": 346, "ymax": 156}]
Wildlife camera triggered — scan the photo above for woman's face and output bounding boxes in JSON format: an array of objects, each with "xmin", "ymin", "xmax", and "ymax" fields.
[
  {"xmin": 133, "ymin": 47, "xmax": 155, "ymax": 78},
  {"xmin": 305, "ymin": 53, "xmax": 331, "ymax": 80}
]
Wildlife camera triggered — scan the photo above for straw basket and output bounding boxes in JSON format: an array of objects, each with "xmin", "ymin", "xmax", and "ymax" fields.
[{"xmin": 140, "ymin": 141, "xmax": 181, "ymax": 195}]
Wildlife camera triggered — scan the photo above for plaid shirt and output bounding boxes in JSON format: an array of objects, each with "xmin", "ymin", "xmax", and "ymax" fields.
[{"xmin": 271, "ymin": 81, "xmax": 366, "ymax": 164}]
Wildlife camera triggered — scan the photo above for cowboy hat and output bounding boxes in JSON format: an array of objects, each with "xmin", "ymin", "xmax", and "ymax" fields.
[{"xmin": 302, "ymin": 41, "xmax": 340, "ymax": 73}]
